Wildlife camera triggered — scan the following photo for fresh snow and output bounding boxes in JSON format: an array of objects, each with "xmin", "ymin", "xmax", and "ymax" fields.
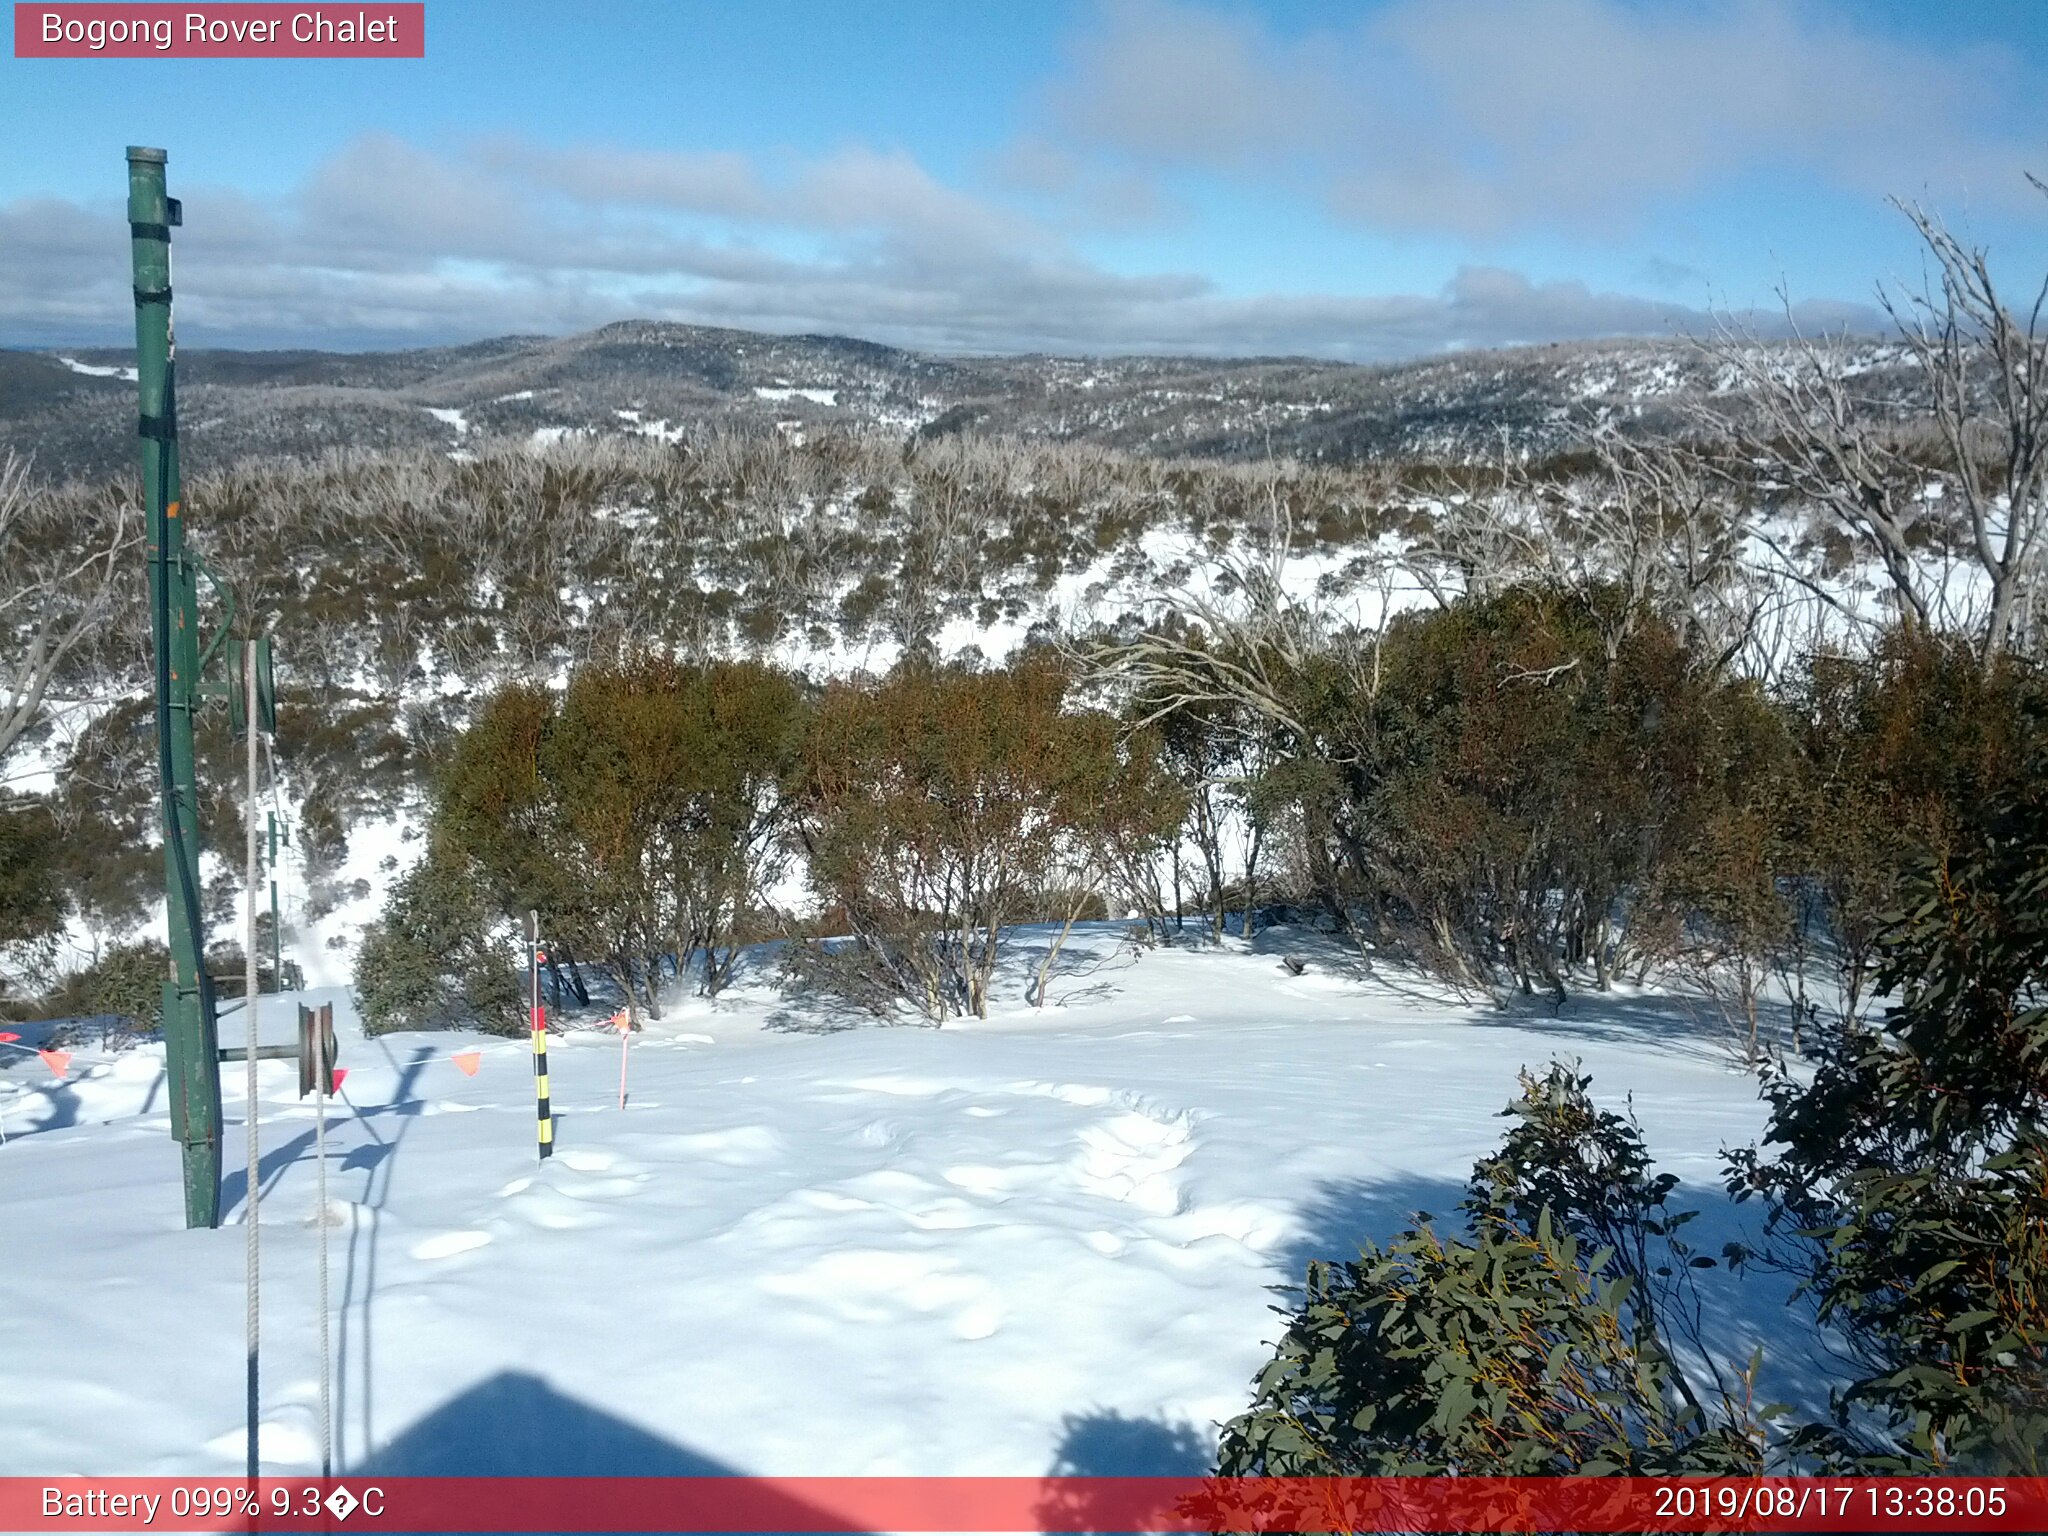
[
  {"xmin": 753, "ymin": 386, "xmax": 839, "ymax": 407},
  {"xmin": 0, "ymin": 926, "xmax": 1824, "ymax": 1478}
]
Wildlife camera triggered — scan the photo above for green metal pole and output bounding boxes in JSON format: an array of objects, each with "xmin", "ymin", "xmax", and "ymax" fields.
[{"xmin": 130, "ymin": 145, "xmax": 222, "ymax": 1230}]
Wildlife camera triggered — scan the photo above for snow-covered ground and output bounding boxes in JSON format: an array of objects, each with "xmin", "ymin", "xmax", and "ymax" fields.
[{"xmin": 0, "ymin": 926, "xmax": 1822, "ymax": 1478}]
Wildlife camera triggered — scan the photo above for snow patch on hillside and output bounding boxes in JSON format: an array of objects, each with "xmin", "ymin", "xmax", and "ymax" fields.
[{"xmin": 57, "ymin": 356, "xmax": 138, "ymax": 382}]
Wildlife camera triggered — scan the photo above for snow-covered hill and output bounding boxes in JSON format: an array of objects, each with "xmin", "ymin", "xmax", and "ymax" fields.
[{"xmin": 9, "ymin": 323, "xmax": 1921, "ymax": 482}]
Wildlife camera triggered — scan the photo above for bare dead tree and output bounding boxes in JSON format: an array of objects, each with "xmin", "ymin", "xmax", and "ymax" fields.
[
  {"xmin": 1884, "ymin": 186, "xmax": 2048, "ymax": 658},
  {"xmin": 1081, "ymin": 479, "xmax": 1374, "ymax": 757},
  {"xmin": 1694, "ymin": 300, "xmax": 1935, "ymax": 640},
  {"xmin": 1696, "ymin": 181, "xmax": 2048, "ymax": 660},
  {"xmin": 1403, "ymin": 435, "xmax": 1787, "ymax": 678},
  {"xmin": 0, "ymin": 454, "xmax": 137, "ymax": 765}
]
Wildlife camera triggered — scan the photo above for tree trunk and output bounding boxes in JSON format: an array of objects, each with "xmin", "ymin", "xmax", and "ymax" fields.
[
  {"xmin": 553, "ymin": 947, "xmax": 591, "ymax": 1007},
  {"xmin": 1241, "ymin": 825, "xmax": 1263, "ymax": 942}
]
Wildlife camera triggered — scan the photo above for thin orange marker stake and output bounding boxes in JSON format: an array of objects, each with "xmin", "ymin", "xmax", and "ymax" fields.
[{"xmin": 611, "ymin": 1007, "xmax": 632, "ymax": 1110}]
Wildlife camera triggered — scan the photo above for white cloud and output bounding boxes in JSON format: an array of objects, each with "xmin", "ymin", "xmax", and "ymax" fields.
[
  {"xmin": 1052, "ymin": 0, "xmax": 2040, "ymax": 236},
  {"xmin": 0, "ymin": 133, "xmax": 1880, "ymax": 358}
]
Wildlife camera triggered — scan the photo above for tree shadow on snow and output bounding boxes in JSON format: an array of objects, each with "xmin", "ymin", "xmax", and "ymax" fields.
[
  {"xmin": 1036, "ymin": 1408, "xmax": 1213, "ymax": 1534},
  {"xmin": 1274, "ymin": 1172, "xmax": 1841, "ymax": 1424},
  {"xmin": 0, "ymin": 1075, "xmax": 82, "ymax": 1139},
  {"xmin": 1468, "ymin": 985, "xmax": 1809, "ymax": 1067},
  {"xmin": 1274, "ymin": 1174, "xmax": 1475, "ymax": 1292}
]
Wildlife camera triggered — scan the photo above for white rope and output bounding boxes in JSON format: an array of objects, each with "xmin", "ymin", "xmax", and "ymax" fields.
[
  {"xmin": 256, "ymin": 690, "xmax": 332, "ymax": 1473},
  {"xmin": 244, "ymin": 642, "xmax": 261, "ymax": 1482},
  {"xmin": 315, "ymin": 1013, "xmax": 333, "ymax": 1477}
]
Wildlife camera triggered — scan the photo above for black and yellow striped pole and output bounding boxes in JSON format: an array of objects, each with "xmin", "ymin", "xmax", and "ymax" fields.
[{"xmin": 527, "ymin": 909, "xmax": 553, "ymax": 1160}]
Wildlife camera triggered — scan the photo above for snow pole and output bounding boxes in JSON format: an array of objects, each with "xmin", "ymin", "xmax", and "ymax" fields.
[
  {"xmin": 268, "ymin": 811, "xmax": 281, "ymax": 989},
  {"xmin": 310, "ymin": 1005, "xmax": 333, "ymax": 1478},
  {"xmin": 243, "ymin": 641, "xmax": 262, "ymax": 1481},
  {"xmin": 528, "ymin": 911, "xmax": 553, "ymax": 1160},
  {"xmin": 613, "ymin": 1008, "xmax": 631, "ymax": 1111}
]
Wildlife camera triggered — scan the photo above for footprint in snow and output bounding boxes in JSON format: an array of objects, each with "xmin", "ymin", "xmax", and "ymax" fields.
[
  {"xmin": 504, "ymin": 1185, "xmax": 603, "ymax": 1231},
  {"xmin": 533, "ymin": 1146, "xmax": 652, "ymax": 1199},
  {"xmin": 760, "ymin": 1247, "xmax": 1005, "ymax": 1341},
  {"xmin": 410, "ymin": 1229, "xmax": 492, "ymax": 1261},
  {"xmin": 1072, "ymin": 1108, "xmax": 1195, "ymax": 1216},
  {"xmin": 205, "ymin": 1417, "xmax": 319, "ymax": 1466}
]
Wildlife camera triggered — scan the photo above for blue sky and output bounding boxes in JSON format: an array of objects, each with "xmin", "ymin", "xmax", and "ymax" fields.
[{"xmin": 4, "ymin": 0, "xmax": 2046, "ymax": 358}]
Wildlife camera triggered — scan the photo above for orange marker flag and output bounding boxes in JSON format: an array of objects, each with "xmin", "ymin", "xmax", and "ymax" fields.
[
  {"xmin": 452, "ymin": 1050, "xmax": 482, "ymax": 1077},
  {"xmin": 38, "ymin": 1049, "xmax": 71, "ymax": 1079},
  {"xmin": 331, "ymin": 1068, "xmax": 348, "ymax": 1091}
]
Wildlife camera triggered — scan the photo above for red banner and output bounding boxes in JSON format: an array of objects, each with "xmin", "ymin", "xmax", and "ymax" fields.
[
  {"xmin": 13, "ymin": 5, "xmax": 424, "ymax": 58},
  {"xmin": 2, "ymin": 1476, "xmax": 2043, "ymax": 1532}
]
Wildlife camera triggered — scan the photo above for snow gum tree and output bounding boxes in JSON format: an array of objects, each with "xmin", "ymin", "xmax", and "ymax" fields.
[
  {"xmin": 411, "ymin": 656, "xmax": 804, "ymax": 1024},
  {"xmin": 648, "ymin": 658, "xmax": 803, "ymax": 996},
  {"xmin": 789, "ymin": 657, "xmax": 1172, "ymax": 1022},
  {"xmin": 355, "ymin": 851, "xmax": 524, "ymax": 1035},
  {"xmin": 0, "ymin": 452, "xmax": 135, "ymax": 767}
]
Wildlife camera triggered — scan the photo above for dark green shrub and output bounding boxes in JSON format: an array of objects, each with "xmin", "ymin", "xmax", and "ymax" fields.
[
  {"xmin": 1220, "ymin": 1064, "xmax": 1770, "ymax": 1476},
  {"xmin": 1729, "ymin": 749, "xmax": 2048, "ymax": 1472},
  {"xmin": 0, "ymin": 794, "xmax": 65, "ymax": 948},
  {"xmin": 1780, "ymin": 630, "xmax": 2046, "ymax": 1022},
  {"xmin": 38, "ymin": 939, "xmax": 169, "ymax": 1034},
  {"xmin": 1347, "ymin": 586, "xmax": 1790, "ymax": 998},
  {"xmin": 353, "ymin": 852, "xmax": 523, "ymax": 1035}
]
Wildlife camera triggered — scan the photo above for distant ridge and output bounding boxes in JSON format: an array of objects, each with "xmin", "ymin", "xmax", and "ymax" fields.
[{"xmin": 3, "ymin": 321, "xmax": 1910, "ymax": 483}]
